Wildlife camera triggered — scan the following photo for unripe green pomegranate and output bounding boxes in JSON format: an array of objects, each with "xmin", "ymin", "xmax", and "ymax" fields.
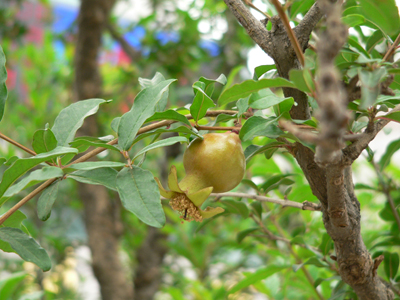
[
  {"xmin": 155, "ymin": 131, "xmax": 245, "ymax": 222},
  {"xmin": 179, "ymin": 132, "xmax": 246, "ymax": 193}
]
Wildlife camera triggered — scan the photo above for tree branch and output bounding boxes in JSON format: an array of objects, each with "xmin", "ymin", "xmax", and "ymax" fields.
[{"xmin": 210, "ymin": 192, "xmax": 321, "ymax": 211}]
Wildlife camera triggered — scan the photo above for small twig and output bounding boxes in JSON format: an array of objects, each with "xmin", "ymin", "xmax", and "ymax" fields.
[
  {"xmin": 372, "ymin": 255, "xmax": 384, "ymax": 278},
  {"xmin": 0, "ymin": 132, "xmax": 55, "ymax": 166},
  {"xmin": 0, "ymin": 178, "xmax": 57, "ymax": 225},
  {"xmin": 383, "ymin": 32, "xmax": 400, "ymax": 62},
  {"xmin": 210, "ymin": 192, "xmax": 321, "ymax": 211},
  {"xmin": 243, "ymin": 0, "xmax": 271, "ymax": 18},
  {"xmin": 0, "ymin": 132, "xmax": 37, "ymax": 156},
  {"xmin": 269, "ymin": 0, "xmax": 305, "ymax": 66},
  {"xmin": 279, "ymin": 119, "xmax": 319, "ymax": 144}
]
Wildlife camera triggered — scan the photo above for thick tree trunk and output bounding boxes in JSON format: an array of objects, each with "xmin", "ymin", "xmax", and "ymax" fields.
[{"xmin": 74, "ymin": 0, "xmax": 134, "ymax": 299}]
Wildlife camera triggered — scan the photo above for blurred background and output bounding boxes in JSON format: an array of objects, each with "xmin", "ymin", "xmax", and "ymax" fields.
[{"xmin": 0, "ymin": 0, "xmax": 399, "ymax": 299}]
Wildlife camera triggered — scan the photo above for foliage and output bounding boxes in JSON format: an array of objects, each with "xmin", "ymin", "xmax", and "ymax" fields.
[{"xmin": 0, "ymin": 0, "xmax": 399, "ymax": 299}]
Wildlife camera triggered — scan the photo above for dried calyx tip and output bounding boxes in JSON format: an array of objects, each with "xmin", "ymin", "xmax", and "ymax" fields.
[{"xmin": 169, "ymin": 194, "xmax": 203, "ymax": 222}]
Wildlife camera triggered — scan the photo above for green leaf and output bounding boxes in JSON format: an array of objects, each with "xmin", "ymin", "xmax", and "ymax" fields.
[
  {"xmin": 379, "ymin": 138, "xmax": 400, "ymax": 171},
  {"xmin": 32, "ymin": 128, "xmax": 57, "ymax": 154},
  {"xmin": 220, "ymin": 199, "xmax": 249, "ymax": 219},
  {"xmin": 145, "ymin": 109, "xmax": 191, "ymax": 126},
  {"xmin": 289, "ymin": 69, "xmax": 315, "ymax": 93},
  {"xmin": 0, "ymin": 46, "xmax": 7, "ymax": 122},
  {"xmin": 239, "ymin": 116, "xmax": 284, "ymax": 141},
  {"xmin": 384, "ymin": 251, "xmax": 399, "ymax": 280},
  {"xmin": 224, "ymin": 65, "xmax": 243, "ymax": 90},
  {"xmin": 198, "ymin": 74, "xmax": 227, "ymax": 97},
  {"xmin": 292, "ymin": 257, "xmax": 328, "ymax": 272},
  {"xmin": 244, "ymin": 142, "xmax": 285, "ymax": 162},
  {"xmin": 0, "ymin": 227, "xmax": 51, "ymax": 271},
  {"xmin": 259, "ymin": 174, "xmax": 295, "ymax": 193},
  {"xmin": 359, "ymin": 67, "xmax": 387, "ymax": 109},
  {"xmin": 237, "ymin": 227, "xmax": 259, "ymax": 243},
  {"xmin": 37, "ymin": 180, "xmax": 60, "ymax": 221},
  {"xmin": 228, "ymin": 265, "xmax": 288, "ymax": 294},
  {"xmin": 290, "ymin": 0, "xmax": 314, "ymax": 18},
  {"xmin": 68, "ymin": 168, "xmax": 118, "ymax": 191},
  {"xmin": 251, "ymin": 201, "xmax": 263, "ymax": 219},
  {"xmin": 52, "ymin": 98, "xmax": 109, "ymax": 146},
  {"xmin": 0, "ymin": 272, "xmax": 27, "ymax": 300},
  {"xmin": 319, "ymin": 233, "xmax": 333, "ymax": 256},
  {"xmin": 118, "ymin": 79, "xmax": 176, "ymax": 150},
  {"xmin": 0, "ymin": 211, "xmax": 27, "ymax": 253},
  {"xmin": 132, "ymin": 126, "xmax": 202, "ymax": 145},
  {"xmin": 348, "ymin": 36, "xmax": 370, "ymax": 58},
  {"xmin": 111, "ymin": 117, "xmax": 120, "ymax": 133},
  {"xmin": 359, "ymin": 0, "xmax": 400, "ymax": 36},
  {"xmin": 68, "ymin": 161, "xmax": 126, "ymax": 171},
  {"xmin": 379, "ymin": 111, "xmax": 400, "ymax": 123},
  {"xmin": 237, "ymin": 96, "xmax": 250, "ymax": 116},
  {"xmin": 366, "ymin": 30, "xmax": 384, "ymax": 53},
  {"xmin": 249, "ymin": 89, "xmax": 292, "ymax": 110},
  {"xmin": 342, "ymin": 14, "xmax": 366, "ymax": 27},
  {"xmin": 116, "ymin": 167, "xmax": 165, "ymax": 228},
  {"xmin": 190, "ymin": 81, "xmax": 216, "ymax": 122},
  {"xmin": 218, "ymin": 78, "xmax": 296, "ymax": 106},
  {"xmin": 274, "ymin": 98, "xmax": 295, "ymax": 116},
  {"xmin": 0, "ymin": 147, "xmax": 78, "ymax": 203},
  {"xmin": 139, "ymin": 72, "xmax": 170, "ymax": 111},
  {"xmin": 69, "ymin": 136, "xmax": 119, "ymax": 152},
  {"xmin": 132, "ymin": 136, "xmax": 187, "ymax": 160},
  {"xmin": 253, "ymin": 65, "xmax": 276, "ymax": 80},
  {"xmin": 3, "ymin": 166, "xmax": 63, "ymax": 198}
]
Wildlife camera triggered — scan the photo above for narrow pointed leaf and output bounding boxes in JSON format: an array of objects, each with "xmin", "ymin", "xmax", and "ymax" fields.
[
  {"xmin": 133, "ymin": 126, "xmax": 202, "ymax": 145},
  {"xmin": 3, "ymin": 166, "xmax": 63, "ymax": 198},
  {"xmin": 69, "ymin": 136, "xmax": 119, "ymax": 152},
  {"xmin": 228, "ymin": 265, "xmax": 288, "ymax": 294},
  {"xmin": 139, "ymin": 72, "xmax": 169, "ymax": 111},
  {"xmin": 237, "ymin": 227, "xmax": 259, "ymax": 243},
  {"xmin": 359, "ymin": 0, "xmax": 400, "ymax": 36},
  {"xmin": 68, "ymin": 161, "xmax": 126, "ymax": 170},
  {"xmin": 0, "ymin": 45, "xmax": 8, "ymax": 122},
  {"xmin": 52, "ymin": 98, "xmax": 109, "ymax": 146},
  {"xmin": 220, "ymin": 199, "xmax": 249, "ymax": 219},
  {"xmin": 118, "ymin": 79, "xmax": 176, "ymax": 150},
  {"xmin": 32, "ymin": 129, "xmax": 57, "ymax": 154},
  {"xmin": 190, "ymin": 82, "xmax": 216, "ymax": 122},
  {"xmin": 116, "ymin": 167, "xmax": 166, "ymax": 228},
  {"xmin": 0, "ymin": 227, "xmax": 51, "ymax": 271},
  {"xmin": 239, "ymin": 116, "xmax": 283, "ymax": 141},
  {"xmin": 68, "ymin": 168, "xmax": 118, "ymax": 191},
  {"xmin": 0, "ymin": 210, "xmax": 27, "ymax": 253},
  {"xmin": 145, "ymin": 109, "xmax": 191, "ymax": 126},
  {"xmin": 218, "ymin": 78, "xmax": 296, "ymax": 106},
  {"xmin": 379, "ymin": 138, "xmax": 400, "ymax": 171},
  {"xmin": 132, "ymin": 136, "xmax": 187, "ymax": 160},
  {"xmin": 37, "ymin": 181, "xmax": 60, "ymax": 221},
  {"xmin": 0, "ymin": 147, "xmax": 78, "ymax": 202}
]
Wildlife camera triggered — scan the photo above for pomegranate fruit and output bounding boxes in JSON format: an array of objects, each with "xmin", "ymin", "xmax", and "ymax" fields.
[
  {"xmin": 179, "ymin": 132, "xmax": 246, "ymax": 193},
  {"xmin": 155, "ymin": 131, "xmax": 246, "ymax": 222}
]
